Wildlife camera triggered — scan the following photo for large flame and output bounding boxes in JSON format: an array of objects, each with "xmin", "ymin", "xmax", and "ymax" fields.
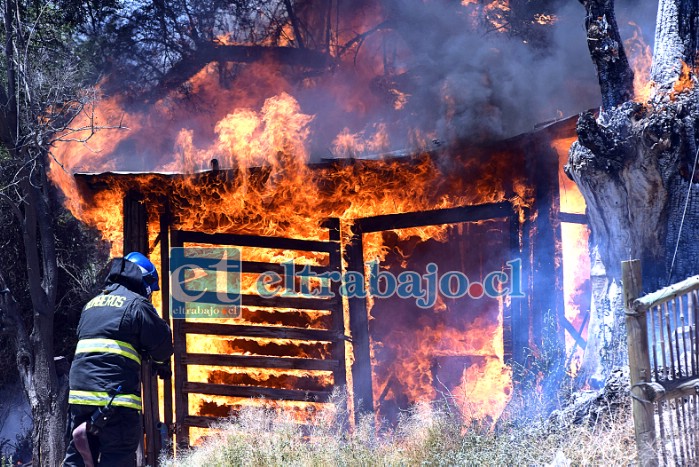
[
  {"xmin": 624, "ymin": 21, "xmax": 653, "ymax": 103},
  {"xmin": 47, "ymin": 0, "xmax": 591, "ymax": 442},
  {"xmin": 56, "ymin": 88, "xmax": 528, "ymax": 439},
  {"xmin": 552, "ymin": 135, "xmax": 590, "ymax": 376},
  {"xmin": 670, "ymin": 60, "xmax": 696, "ymax": 100}
]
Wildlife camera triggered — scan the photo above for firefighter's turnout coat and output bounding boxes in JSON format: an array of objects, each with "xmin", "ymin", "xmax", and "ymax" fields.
[{"xmin": 68, "ymin": 258, "xmax": 173, "ymax": 411}]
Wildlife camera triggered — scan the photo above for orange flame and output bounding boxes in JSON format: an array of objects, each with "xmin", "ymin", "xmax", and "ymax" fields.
[
  {"xmin": 670, "ymin": 60, "xmax": 695, "ymax": 100},
  {"xmin": 533, "ymin": 13, "xmax": 557, "ymax": 26},
  {"xmin": 624, "ymin": 21, "xmax": 653, "ymax": 103},
  {"xmin": 460, "ymin": 0, "xmax": 511, "ymax": 31},
  {"xmin": 552, "ymin": 135, "xmax": 590, "ymax": 376},
  {"xmin": 48, "ymin": 3, "xmax": 570, "ymax": 435},
  {"xmin": 52, "ymin": 77, "xmax": 537, "ymax": 440}
]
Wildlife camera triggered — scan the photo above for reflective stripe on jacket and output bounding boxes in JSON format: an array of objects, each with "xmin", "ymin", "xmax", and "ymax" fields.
[
  {"xmin": 68, "ymin": 390, "xmax": 142, "ymax": 410},
  {"xmin": 75, "ymin": 338, "xmax": 142, "ymax": 365}
]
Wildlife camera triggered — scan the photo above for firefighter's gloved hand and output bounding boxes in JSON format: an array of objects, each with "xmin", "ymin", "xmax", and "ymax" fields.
[{"xmin": 152, "ymin": 360, "xmax": 172, "ymax": 380}]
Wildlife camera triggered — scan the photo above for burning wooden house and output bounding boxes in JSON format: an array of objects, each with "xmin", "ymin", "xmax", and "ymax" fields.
[{"xmin": 70, "ymin": 111, "xmax": 590, "ymax": 452}]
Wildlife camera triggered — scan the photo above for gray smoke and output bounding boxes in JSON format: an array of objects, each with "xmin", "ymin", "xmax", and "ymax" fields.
[{"xmin": 84, "ymin": 0, "xmax": 660, "ymax": 170}]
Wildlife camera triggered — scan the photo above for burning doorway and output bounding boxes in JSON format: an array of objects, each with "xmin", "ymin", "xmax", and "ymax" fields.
[{"xmin": 347, "ymin": 203, "xmax": 519, "ymax": 426}]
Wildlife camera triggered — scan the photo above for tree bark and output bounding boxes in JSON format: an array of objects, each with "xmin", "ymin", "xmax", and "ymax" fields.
[
  {"xmin": 578, "ymin": 0, "xmax": 635, "ymax": 109},
  {"xmin": 567, "ymin": 0, "xmax": 699, "ymax": 385},
  {"xmin": 0, "ymin": 0, "xmax": 67, "ymax": 462},
  {"xmin": 651, "ymin": 0, "xmax": 699, "ymax": 92},
  {"xmin": 20, "ymin": 154, "xmax": 66, "ymax": 466}
]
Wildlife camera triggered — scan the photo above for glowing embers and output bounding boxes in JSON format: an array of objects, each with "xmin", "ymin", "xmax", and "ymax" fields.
[{"xmin": 366, "ymin": 217, "xmax": 514, "ymax": 427}]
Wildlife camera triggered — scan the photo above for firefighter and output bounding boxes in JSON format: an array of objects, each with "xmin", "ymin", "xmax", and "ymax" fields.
[{"xmin": 63, "ymin": 252, "xmax": 173, "ymax": 467}]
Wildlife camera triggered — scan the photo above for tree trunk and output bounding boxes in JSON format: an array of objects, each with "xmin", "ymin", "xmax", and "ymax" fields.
[
  {"xmin": 567, "ymin": 0, "xmax": 699, "ymax": 385},
  {"xmin": 20, "ymin": 157, "xmax": 67, "ymax": 466}
]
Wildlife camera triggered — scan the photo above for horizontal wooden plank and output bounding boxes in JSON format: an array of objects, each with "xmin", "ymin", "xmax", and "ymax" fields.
[
  {"xmin": 641, "ymin": 377, "xmax": 699, "ymax": 404},
  {"xmin": 182, "ymin": 353, "xmax": 339, "ymax": 371},
  {"xmin": 178, "ymin": 291, "xmax": 340, "ymax": 312},
  {"xmin": 172, "ymin": 230, "xmax": 338, "ymax": 253},
  {"xmin": 560, "ymin": 317, "xmax": 587, "ymax": 350},
  {"xmin": 168, "ymin": 256, "xmax": 336, "ymax": 275},
  {"xmin": 354, "ymin": 202, "xmax": 513, "ymax": 233},
  {"xmin": 183, "ymin": 415, "xmax": 224, "ymax": 429},
  {"xmin": 183, "ymin": 382, "xmax": 331, "ymax": 402},
  {"xmin": 241, "ymin": 261, "xmax": 336, "ymax": 275},
  {"xmin": 183, "ymin": 415, "xmax": 317, "ymax": 432},
  {"xmin": 241, "ymin": 293, "xmax": 340, "ymax": 311},
  {"xmin": 634, "ymin": 275, "xmax": 699, "ymax": 312},
  {"xmin": 182, "ymin": 321, "xmax": 341, "ymax": 341},
  {"xmin": 559, "ymin": 212, "xmax": 588, "ymax": 224}
]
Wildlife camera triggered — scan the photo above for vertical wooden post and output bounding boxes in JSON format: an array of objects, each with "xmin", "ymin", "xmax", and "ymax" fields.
[
  {"xmin": 170, "ymin": 229, "xmax": 190, "ymax": 448},
  {"xmin": 622, "ymin": 259, "xmax": 657, "ymax": 467},
  {"xmin": 526, "ymin": 134, "xmax": 566, "ymax": 378},
  {"xmin": 507, "ymin": 207, "xmax": 526, "ymax": 368},
  {"xmin": 159, "ymin": 200, "xmax": 173, "ymax": 453},
  {"xmin": 326, "ymin": 219, "xmax": 347, "ymax": 408},
  {"xmin": 345, "ymin": 225, "xmax": 374, "ymax": 422},
  {"xmin": 123, "ymin": 189, "xmax": 161, "ymax": 466}
]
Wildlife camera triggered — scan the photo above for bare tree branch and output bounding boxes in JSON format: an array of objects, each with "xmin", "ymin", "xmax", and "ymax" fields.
[{"xmin": 579, "ymin": 0, "xmax": 634, "ymax": 109}]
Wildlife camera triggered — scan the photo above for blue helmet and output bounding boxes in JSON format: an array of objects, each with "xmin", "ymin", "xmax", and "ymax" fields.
[{"xmin": 125, "ymin": 251, "xmax": 160, "ymax": 292}]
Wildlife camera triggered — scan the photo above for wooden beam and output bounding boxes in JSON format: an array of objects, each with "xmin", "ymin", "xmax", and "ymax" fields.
[
  {"xmin": 181, "ymin": 353, "xmax": 339, "ymax": 371},
  {"xmin": 240, "ymin": 260, "xmax": 336, "ymax": 275},
  {"xmin": 183, "ymin": 382, "xmax": 331, "ymax": 402},
  {"xmin": 327, "ymin": 218, "xmax": 347, "ymax": 396},
  {"xmin": 183, "ymin": 415, "xmax": 223, "ymax": 429},
  {"xmin": 159, "ymin": 200, "xmax": 173, "ymax": 453},
  {"xmin": 172, "ymin": 229, "xmax": 337, "ymax": 253},
  {"xmin": 560, "ymin": 317, "xmax": 587, "ymax": 350},
  {"xmin": 502, "ymin": 210, "xmax": 522, "ymax": 364},
  {"xmin": 123, "ymin": 190, "xmax": 161, "ymax": 464},
  {"xmin": 175, "ymin": 290, "xmax": 339, "ymax": 313},
  {"xmin": 641, "ymin": 377, "xmax": 699, "ymax": 404},
  {"xmin": 634, "ymin": 275, "xmax": 699, "ymax": 313},
  {"xmin": 346, "ymin": 229, "xmax": 374, "ymax": 420},
  {"xmin": 182, "ymin": 415, "xmax": 315, "ymax": 432},
  {"xmin": 623, "ymin": 259, "xmax": 658, "ymax": 467},
  {"xmin": 559, "ymin": 212, "xmax": 588, "ymax": 224},
  {"xmin": 170, "ymin": 233, "xmax": 190, "ymax": 448},
  {"xmin": 182, "ymin": 321, "xmax": 340, "ymax": 341},
  {"xmin": 240, "ymin": 293, "xmax": 339, "ymax": 311},
  {"xmin": 354, "ymin": 202, "xmax": 513, "ymax": 234}
]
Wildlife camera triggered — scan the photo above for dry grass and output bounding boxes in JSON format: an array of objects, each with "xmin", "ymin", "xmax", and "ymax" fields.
[{"xmin": 161, "ymin": 394, "xmax": 637, "ymax": 466}]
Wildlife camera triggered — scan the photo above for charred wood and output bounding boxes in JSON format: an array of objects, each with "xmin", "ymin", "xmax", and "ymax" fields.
[
  {"xmin": 652, "ymin": 0, "xmax": 699, "ymax": 93},
  {"xmin": 181, "ymin": 353, "xmax": 339, "ymax": 371},
  {"xmin": 183, "ymin": 381, "xmax": 331, "ymax": 402},
  {"xmin": 182, "ymin": 321, "xmax": 341, "ymax": 341},
  {"xmin": 578, "ymin": 0, "xmax": 634, "ymax": 109}
]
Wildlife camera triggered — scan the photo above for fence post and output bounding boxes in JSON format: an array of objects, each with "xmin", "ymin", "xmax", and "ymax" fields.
[{"xmin": 622, "ymin": 260, "xmax": 657, "ymax": 467}]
